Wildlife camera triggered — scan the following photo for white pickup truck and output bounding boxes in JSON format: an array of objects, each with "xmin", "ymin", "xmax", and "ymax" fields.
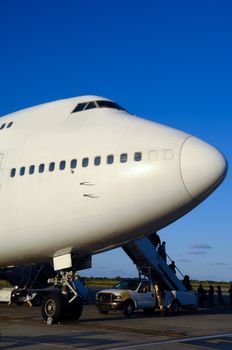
[{"xmin": 96, "ymin": 278, "xmax": 197, "ymax": 316}]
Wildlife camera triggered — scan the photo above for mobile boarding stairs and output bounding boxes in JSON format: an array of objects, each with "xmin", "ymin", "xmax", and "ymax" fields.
[{"xmin": 123, "ymin": 236, "xmax": 187, "ymax": 292}]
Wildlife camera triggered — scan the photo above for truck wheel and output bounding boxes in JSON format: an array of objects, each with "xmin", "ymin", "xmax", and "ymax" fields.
[
  {"xmin": 123, "ymin": 301, "xmax": 134, "ymax": 317},
  {"xmin": 191, "ymin": 304, "xmax": 198, "ymax": 311},
  {"xmin": 99, "ymin": 309, "xmax": 109, "ymax": 314},
  {"xmin": 41, "ymin": 293, "xmax": 66, "ymax": 323},
  {"xmin": 170, "ymin": 300, "xmax": 180, "ymax": 314},
  {"xmin": 65, "ymin": 296, "xmax": 83, "ymax": 321}
]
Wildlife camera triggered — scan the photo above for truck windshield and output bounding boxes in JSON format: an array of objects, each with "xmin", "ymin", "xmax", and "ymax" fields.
[{"xmin": 114, "ymin": 280, "xmax": 140, "ymax": 291}]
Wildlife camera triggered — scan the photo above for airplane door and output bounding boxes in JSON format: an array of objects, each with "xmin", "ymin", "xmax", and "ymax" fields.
[{"xmin": 0, "ymin": 153, "xmax": 4, "ymax": 187}]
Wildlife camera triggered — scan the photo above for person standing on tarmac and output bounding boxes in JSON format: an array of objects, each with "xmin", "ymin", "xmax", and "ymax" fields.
[
  {"xmin": 208, "ymin": 285, "xmax": 214, "ymax": 308},
  {"xmin": 197, "ymin": 284, "xmax": 207, "ymax": 308},
  {"xmin": 216, "ymin": 286, "xmax": 225, "ymax": 306},
  {"xmin": 228, "ymin": 284, "xmax": 232, "ymax": 309}
]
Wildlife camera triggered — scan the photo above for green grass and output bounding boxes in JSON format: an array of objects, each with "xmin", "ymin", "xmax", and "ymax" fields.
[
  {"xmin": 83, "ymin": 277, "xmax": 231, "ymax": 290},
  {"xmin": 191, "ymin": 280, "xmax": 230, "ymax": 291},
  {"xmin": 0, "ymin": 276, "xmax": 230, "ymax": 290},
  {"xmin": 84, "ymin": 277, "xmax": 119, "ymax": 288},
  {"xmin": 0, "ymin": 279, "xmax": 12, "ymax": 288}
]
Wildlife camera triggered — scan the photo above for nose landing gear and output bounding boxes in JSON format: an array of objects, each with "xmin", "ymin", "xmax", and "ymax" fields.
[{"xmin": 41, "ymin": 271, "xmax": 84, "ymax": 324}]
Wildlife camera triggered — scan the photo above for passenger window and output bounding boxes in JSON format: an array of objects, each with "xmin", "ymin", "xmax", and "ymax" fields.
[
  {"xmin": 20, "ymin": 166, "xmax": 25, "ymax": 176},
  {"xmin": 29, "ymin": 165, "xmax": 35, "ymax": 175},
  {"xmin": 149, "ymin": 150, "xmax": 157, "ymax": 161},
  {"xmin": 7, "ymin": 122, "xmax": 13, "ymax": 128},
  {"xmin": 94, "ymin": 156, "xmax": 101, "ymax": 166},
  {"xmin": 70, "ymin": 159, "xmax": 77, "ymax": 169},
  {"xmin": 85, "ymin": 102, "xmax": 96, "ymax": 110},
  {"xmin": 59, "ymin": 160, "xmax": 66, "ymax": 170},
  {"xmin": 120, "ymin": 153, "xmax": 128, "ymax": 163},
  {"xmin": 82, "ymin": 157, "xmax": 89, "ymax": 167},
  {"xmin": 0, "ymin": 123, "xmax": 6, "ymax": 130},
  {"xmin": 107, "ymin": 154, "xmax": 114, "ymax": 165},
  {"xmin": 39, "ymin": 164, "xmax": 45, "ymax": 173},
  {"xmin": 134, "ymin": 152, "xmax": 142, "ymax": 161},
  {"xmin": 164, "ymin": 149, "xmax": 173, "ymax": 160},
  {"xmin": 49, "ymin": 162, "xmax": 55, "ymax": 172},
  {"xmin": 10, "ymin": 168, "xmax": 16, "ymax": 177}
]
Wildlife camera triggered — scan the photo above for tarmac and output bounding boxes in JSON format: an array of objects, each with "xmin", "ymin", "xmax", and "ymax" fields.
[{"xmin": 0, "ymin": 299, "xmax": 232, "ymax": 350}]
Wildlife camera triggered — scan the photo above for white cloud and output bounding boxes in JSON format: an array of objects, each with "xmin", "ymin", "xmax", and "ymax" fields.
[{"xmin": 190, "ymin": 243, "xmax": 212, "ymax": 249}]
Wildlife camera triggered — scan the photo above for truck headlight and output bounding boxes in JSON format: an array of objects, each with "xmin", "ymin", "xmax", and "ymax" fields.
[{"xmin": 112, "ymin": 295, "xmax": 122, "ymax": 301}]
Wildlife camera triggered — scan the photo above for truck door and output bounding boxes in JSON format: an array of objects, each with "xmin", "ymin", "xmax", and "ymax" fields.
[
  {"xmin": 134, "ymin": 282, "xmax": 156, "ymax": 308},
  {"xmin": 141, "ymin": 281, "xmax": 156, "ymax": 308}
]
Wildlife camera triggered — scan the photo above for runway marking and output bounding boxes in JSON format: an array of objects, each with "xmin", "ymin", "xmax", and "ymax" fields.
[
  {"xmin": 1, "ymin": 337, "xmax": 91, "ymax": 350},
  {"xmin": 2, "ymin": 333, "xmax": 232, "ymax": 350},
  {"xmin": 208, "ymin": 338, "xmax": 232, "ymax": 343},
  {"xmin": 107, "ymin": 333, "xmax": 232, "ymax": 350}
]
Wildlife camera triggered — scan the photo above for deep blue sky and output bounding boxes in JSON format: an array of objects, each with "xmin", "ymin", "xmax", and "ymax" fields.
[{"xmin": 0, "ymin": 0, "xmax": 231, "ymax": 281}]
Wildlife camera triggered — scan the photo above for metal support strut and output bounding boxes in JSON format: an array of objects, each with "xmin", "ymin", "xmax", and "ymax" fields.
[{"xmin": 48, "ymin": 271, "xmax": 79, "ymax": 304}]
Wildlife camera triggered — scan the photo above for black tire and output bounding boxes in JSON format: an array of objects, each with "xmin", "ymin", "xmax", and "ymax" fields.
[
  {"xmin": 191, "ymin": 304, "xmax": 198, "ymax": 312},
  {"xmin": 41, "ymin": 293, "xmax": 66, "ymax": 323},
  {"xmin": 170, "ymin": 300, "xmax": 180, "ymax": 314},
  {"xmin": 65, "ymin": 296, "xmax": 83, "ymax": 321},
  {"xmin": 32, "ymin": 294, "xmax": 44, "ymax": 307},
  {"xmin": 143, "ymin": 307, "xmax": 155, "ymax": 315},
  {"xmin": 123, "ymin": 300, "xmax": 134, "ymax": 317}
]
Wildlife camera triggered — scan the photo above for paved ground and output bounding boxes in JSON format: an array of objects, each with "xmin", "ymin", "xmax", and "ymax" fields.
[{"xmin": 0, "ymin": 302, "xmax": 232, "ymax": 349}]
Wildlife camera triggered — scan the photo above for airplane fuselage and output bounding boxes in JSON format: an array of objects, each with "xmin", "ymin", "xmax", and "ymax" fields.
[{"xmin": 0, "ymin": 96, "xmax": 227, "ymax": 267}]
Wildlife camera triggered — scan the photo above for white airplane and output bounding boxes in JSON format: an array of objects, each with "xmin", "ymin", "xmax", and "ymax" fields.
[{"xmin": 0, "ymin": 95, "xmax": 227, "ymax": 321}]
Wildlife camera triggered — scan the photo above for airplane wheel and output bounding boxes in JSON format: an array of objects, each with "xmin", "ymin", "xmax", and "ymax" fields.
[
  {"xmin": 41, "ymin": 293, "xmax": 66, "ymax": 323},
  {"xmin": 65, "ymin": 296, "xmax": 83, "ymax": 321},
  {"xmin": 32, "ymin": 294, "xmax": 44, "ymax": 306},
  {"xmin": 123, "ymin": 300, "xmax": 134, "ymax": 316}
]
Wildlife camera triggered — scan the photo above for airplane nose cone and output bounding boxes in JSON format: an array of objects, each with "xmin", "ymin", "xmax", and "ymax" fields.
[{"xmin": 180, "ymin": 136, "xmax": 228, "ymax": 200}]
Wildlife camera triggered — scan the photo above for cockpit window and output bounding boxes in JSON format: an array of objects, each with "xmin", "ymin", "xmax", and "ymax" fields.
[
  {"xmin": 72, "ymin": 102, "xmax": 86, "ymax": 113},
  {"xmin": 96, "ymin": 100, "xmax": 125, "ymax": 111},
  {"xmin": 72, "ymin": 100, "xmax": 126, "ymax": 113},
  {"xmin": 85, "ymin": 101, "xmax": 97, "ymax": 110},
  {"xmin": 96, "ymin": 101, "xmax": 125, "ymax": 111}
]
